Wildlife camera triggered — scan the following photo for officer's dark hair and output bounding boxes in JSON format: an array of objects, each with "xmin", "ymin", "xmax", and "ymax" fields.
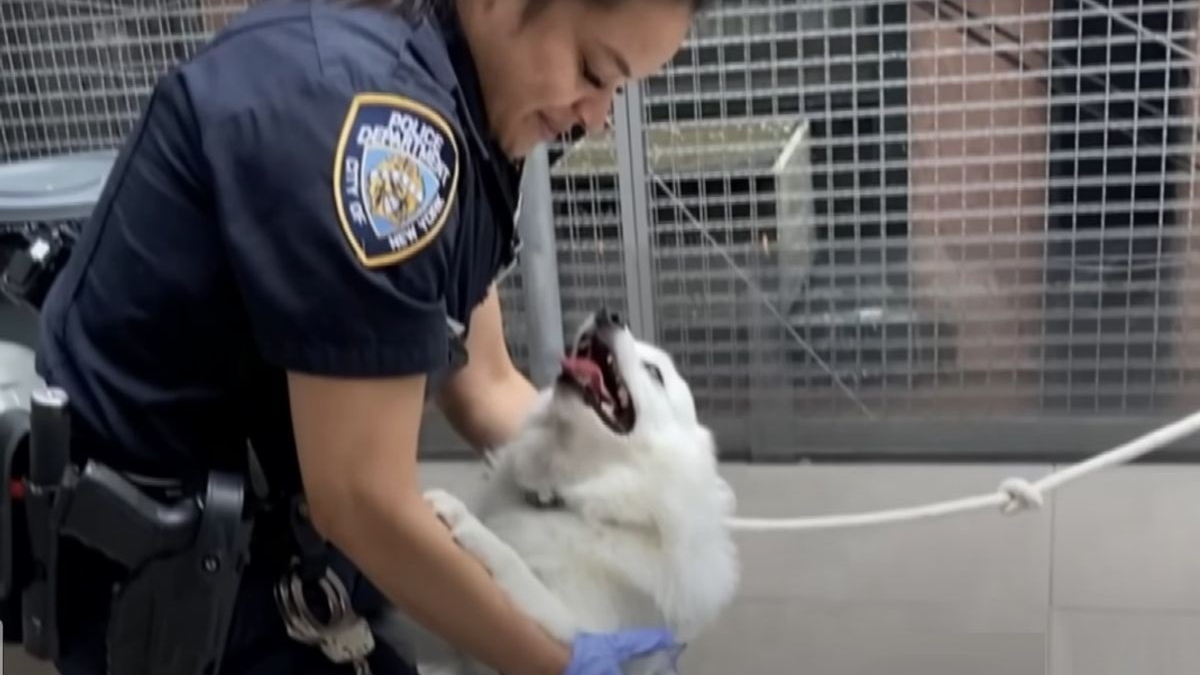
[
  {"xmin": 334, "ymin": 0, "xmax": 441, "ymax": 18},
  {"xmin": 521, "ymin": 0, "xmax": 713, "ymax": 17},
  {"xmin": 338, "ymin": 0, "xmax": 712, "ymax": 20}
]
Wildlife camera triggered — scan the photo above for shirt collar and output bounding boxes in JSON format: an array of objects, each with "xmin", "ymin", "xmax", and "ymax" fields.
[
  {"xmin": 427, "ymin": 5, "xmax": 504, "ymax": 167},
  {"xmin": 412, "ymin": 6, "xmax": 526, "ymax": 269}
]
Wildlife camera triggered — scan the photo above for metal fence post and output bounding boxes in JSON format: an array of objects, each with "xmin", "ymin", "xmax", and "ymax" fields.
[
  {"xmin": 515, "ymin": 143, "xmax": 565, "ymax": 387},
  {"xmin": 612, "ymin": 85, "xmax": 658, "ymax": 341}
]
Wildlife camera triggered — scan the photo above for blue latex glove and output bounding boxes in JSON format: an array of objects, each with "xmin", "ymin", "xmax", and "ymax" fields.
[{"xmin": 563, "ymin": 628, "xmax": 686, "ymax": 675}]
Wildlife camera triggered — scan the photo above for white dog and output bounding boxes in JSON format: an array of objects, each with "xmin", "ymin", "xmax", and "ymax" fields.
[{"xmin": 394, "ymin": 309, "xmax": 740, "ymax": 675}]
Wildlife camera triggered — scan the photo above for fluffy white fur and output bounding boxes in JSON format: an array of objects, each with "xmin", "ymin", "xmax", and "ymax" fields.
[{"xmin": 391, "ymin": 312, "xmax": 740, "ymax": 675}]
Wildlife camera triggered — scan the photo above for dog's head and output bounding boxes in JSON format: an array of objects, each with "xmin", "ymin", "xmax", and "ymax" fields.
[
  {"xmin": 490, "ymin": 309, "xmax": 725, "ymax": 498},
  {"xmin": 552, "ymin": 308, "xmax": 701, "ymax": 446}
]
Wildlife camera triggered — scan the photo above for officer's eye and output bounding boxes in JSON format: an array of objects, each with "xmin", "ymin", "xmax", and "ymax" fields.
[
  {"xmin": 581, "ymin": 59, "xmax": 605, "ymax": 89},
  {"xmin": 643, "ymin": 362, "xmax": 664, "ymax": 385}
]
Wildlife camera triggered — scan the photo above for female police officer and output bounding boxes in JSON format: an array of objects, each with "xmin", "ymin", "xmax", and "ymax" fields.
[{"xmin": 31, "ymin": 0, "xmax": 708, "ymax": 674}]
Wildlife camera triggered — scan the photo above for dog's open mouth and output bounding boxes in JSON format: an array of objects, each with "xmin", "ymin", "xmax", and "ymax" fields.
[{"xmin": 559, "ymin": 330, "xmax": 636, "ymax": 434}]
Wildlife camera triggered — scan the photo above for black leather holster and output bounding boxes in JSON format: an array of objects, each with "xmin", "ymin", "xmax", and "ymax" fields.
[{"xmin": 0, "ymin": 387, "xmax": 256, "ymax": 675}]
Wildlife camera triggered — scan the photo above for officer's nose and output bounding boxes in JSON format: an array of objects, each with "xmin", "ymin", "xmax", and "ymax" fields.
[
  {"xmin": 594, "ymin": 308, "xmax": 624, "ymax": 329},
  {"xmin": 574, "ymin": 95, "xmax": 613, "ymax": 134}
]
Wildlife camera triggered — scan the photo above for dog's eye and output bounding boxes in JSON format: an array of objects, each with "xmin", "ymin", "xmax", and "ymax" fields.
[{"xmin": 643, "ymin": 362, "xmax": 664, "ymax": 385}]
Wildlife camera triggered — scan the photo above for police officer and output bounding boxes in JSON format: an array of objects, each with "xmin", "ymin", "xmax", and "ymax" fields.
[{"xmin": 29, "ymin": 0, "xmax": 708, "ymax": 674}]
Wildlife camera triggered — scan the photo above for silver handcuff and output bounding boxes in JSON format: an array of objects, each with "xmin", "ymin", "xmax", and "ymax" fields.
[{"xmin": 273, "ymin": 500, "xmax": 377, "ymax": 675}]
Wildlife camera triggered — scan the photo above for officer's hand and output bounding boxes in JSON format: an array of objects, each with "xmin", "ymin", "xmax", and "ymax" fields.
[{"xmin": 563, "ymin": 628, "xmax": 685, "ymax": 675}]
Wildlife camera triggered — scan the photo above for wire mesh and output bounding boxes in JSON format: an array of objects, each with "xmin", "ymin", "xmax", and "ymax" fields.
[
  {"xmin": 0, "ymin": 0, "xmax": 243, "ymax": 159},
  {"xmin": 4, "ymin": 0, "xmax": 1200, "ymax": 459},
  {"xmin": 546, "ymin": 133, "xmax": 631, "ymax": 346},
  {"xmin": 628, "ymin": 0, "xmax": 1200, "ymax": 456}
]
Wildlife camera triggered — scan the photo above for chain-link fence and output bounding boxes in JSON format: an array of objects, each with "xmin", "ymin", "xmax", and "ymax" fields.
[{"xmin": 5, "ymin": 0, "xmax": 1200, "ymax": 460}]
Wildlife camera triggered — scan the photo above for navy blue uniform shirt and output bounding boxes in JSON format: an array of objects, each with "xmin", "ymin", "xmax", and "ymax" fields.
[{"xmin": 35, "ymin": 0, "xmax": 523, "ymax": 492}]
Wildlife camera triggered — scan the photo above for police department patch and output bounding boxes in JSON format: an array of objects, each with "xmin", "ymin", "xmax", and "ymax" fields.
[{"xmin": 333, "ymin": 93, "xmax": 459, "ymax": 268}]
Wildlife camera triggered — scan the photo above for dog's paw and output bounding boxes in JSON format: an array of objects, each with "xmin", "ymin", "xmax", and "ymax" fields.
[
  {"xmin": 442, "ymin": 509, "xmax": 499, "ymax": 559},
  {"xmin": 424, "ymin": 488, "xmax": 470, "ymax": 530}
]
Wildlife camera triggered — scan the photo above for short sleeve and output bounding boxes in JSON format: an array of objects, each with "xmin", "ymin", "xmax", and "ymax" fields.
[{"xmin": 205, "ymin": 73, "xmax": 464, "ymax": 379}]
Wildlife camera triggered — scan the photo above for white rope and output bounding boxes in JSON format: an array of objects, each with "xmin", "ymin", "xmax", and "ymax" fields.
[{"xmin": 725, "ymin": 408, "xmax": 1200, "ymax": 532}]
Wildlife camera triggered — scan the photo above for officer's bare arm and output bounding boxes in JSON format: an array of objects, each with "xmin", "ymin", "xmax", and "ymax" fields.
[
  {"xmin": 287, "ymin": 371, "xmax": 570, "ymax": 675},
  {"xmin": 438, "ymin": 283, "xmax": 540, "ymax": 450}
]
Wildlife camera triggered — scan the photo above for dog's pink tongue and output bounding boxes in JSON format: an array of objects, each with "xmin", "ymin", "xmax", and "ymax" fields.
[{"xmin": 561, "ymin": 356, "xmax": 610, "ymax": 401}]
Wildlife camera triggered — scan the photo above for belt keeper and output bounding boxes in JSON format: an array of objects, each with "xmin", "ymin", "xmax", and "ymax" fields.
[{"xmin": 289, "ymin": 497, "xmax": 330, "ymax": 584}]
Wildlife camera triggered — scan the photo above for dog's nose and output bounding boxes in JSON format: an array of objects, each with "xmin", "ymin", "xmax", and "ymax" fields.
[{"xmin": 594, "ymin": 308, "xmax": 624, "ymax": 329}]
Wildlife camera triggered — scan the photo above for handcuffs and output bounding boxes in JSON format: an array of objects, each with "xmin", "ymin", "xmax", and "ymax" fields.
[{"xmin": 273, "ymin": 498, "xmax": 377, "ymax": 674}]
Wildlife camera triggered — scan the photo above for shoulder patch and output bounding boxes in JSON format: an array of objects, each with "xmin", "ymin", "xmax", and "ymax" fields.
[{"xmin": 333, "ymin": 92, "xmax": 460, "ymax": 268}]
